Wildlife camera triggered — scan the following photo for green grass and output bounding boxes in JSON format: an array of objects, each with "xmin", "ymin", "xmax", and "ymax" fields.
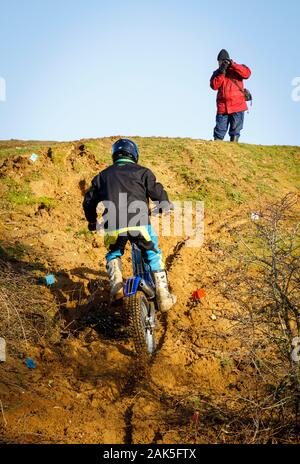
[
  {"xmin": 0, "ymin": 137, "xmax": 299, "ymax": 216},
  {"xmin": 4, "ymin": 178, "xmax": 35, "ymax": 205},
  {"xmin": 225, "ymin": 187, "xmax": 246, "ymax": 204},
  {"xmin": 2, "ymin": 178, "xmax": 56, "ymax": 207},
  {"xmin": 74, "ymin": 228, "xmax": 94, "ymax": 240},
  {"xmin": 37, "ymin": 196, "xmax": 57, "ymax": 208},
  {"xmin": 0, "ymin": 144, "xmax": 54, "ymax": 162},
  {"xmin": 27, "ymin": 171, "xmax": 44, "ymax": 181},
  {"xmin": 84, "ymin": 141, "xmax": 111, "ymax": 164},
  {"xmin": 50, "ymin": 149, "xmax": 66, "ymax": 167},
  {"xmin": 0, "ymin": 147, "xmax": 28, "ymax": 161},
  {"xmin": 219, "ymin": 356, "xmax": 233, "ymax": 369},
  {"xmin": 0, "ymin": 241, "xmax": 28, "ymax": 259}
]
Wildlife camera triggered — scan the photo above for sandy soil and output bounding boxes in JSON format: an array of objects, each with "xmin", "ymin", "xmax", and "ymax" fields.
[{"xmin": 0, "ymin": 140, "xmax": 298, "ymax": 443}]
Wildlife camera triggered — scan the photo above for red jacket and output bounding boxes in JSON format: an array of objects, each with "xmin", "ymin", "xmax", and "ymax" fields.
[{"xmin": 210, "ymin": 61, "xmax": 251, "ymax": 114}]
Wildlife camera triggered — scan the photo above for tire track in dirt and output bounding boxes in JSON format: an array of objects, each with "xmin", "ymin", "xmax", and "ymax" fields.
[
  {"xmin": 2, "ymin": 139, "xmax": 288, "ymax": 443},
  {"xmin": 1, "ymin": 201, "xmax": 233, "ymax": 443}
]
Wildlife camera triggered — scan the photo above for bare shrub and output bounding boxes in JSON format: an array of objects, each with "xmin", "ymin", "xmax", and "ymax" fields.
[
  {"xmin": 0, "ymin": 256, "xmax": 59, "ymax": 356},
  {"xmin": 217, "ymin": 193, "xmax": 300, "ymax": 442}
]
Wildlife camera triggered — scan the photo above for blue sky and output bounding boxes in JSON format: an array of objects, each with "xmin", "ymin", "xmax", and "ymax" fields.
[{"xmin": 0, "ymin": 0, "xmax": 299, "ymax": 145}]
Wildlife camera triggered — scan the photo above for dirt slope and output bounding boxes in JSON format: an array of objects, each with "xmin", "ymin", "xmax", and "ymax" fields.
[{"xmin": 0, "ymin": 137, "xmax": 299, "ymax": 443}]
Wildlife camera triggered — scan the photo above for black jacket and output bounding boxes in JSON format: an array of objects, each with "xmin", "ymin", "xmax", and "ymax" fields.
[{"xmin": 83, "ymin": 162, "xmax": 170, "ymax": 230}]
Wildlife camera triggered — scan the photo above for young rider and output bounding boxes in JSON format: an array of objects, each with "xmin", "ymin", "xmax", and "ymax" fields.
[{"xmin": 83, "ymin": 138, "xmax": 176, "ymax": 312}]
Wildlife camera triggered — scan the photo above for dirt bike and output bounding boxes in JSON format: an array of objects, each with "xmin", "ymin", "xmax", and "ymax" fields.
[
  {"xmin": 97, "ymin": 207, "xmax": 172, "ymax": 357},
  {"xmin": 123, "ymin": 206, "xmax": 174, "ymax": 357},
  {"xmin": 124, "ymin": 241, "xmax": 157, "ymax": 357}
]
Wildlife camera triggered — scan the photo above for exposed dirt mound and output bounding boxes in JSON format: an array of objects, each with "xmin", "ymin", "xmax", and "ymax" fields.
[{"xmin": 0, "ymin": 137, "xmax": 299, "ymax": 444}]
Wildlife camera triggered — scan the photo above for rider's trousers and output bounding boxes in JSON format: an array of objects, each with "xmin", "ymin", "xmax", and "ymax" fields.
[{"xmin": 104, "ymin": 225, "xmax": 164, "ymax": 272}]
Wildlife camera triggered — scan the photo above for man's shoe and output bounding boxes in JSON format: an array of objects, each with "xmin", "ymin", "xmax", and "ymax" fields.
[{"xmin": 230, "ymin": 135, "xmax": 240, "ymax": 142}]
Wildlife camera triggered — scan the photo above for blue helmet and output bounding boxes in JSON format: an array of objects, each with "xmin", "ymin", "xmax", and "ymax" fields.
[{"xmin": 112, "ymin": 138, "xmax": 139, "ymax": 163}]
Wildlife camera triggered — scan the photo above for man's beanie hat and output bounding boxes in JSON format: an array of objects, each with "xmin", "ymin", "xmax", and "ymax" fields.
[{"xmin": 217, "ymin": 49, "xmax": 230, "ymax": 61}]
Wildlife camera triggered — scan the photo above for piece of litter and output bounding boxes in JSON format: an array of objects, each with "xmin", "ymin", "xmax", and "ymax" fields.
[
  {"xmin": 192, "ymin": 289, "xmax": 206, "ymax": 301},
  {"xmin": 210, "ymin": 314, "xmax": 217, "ymax": 321},
  {"xmin": 0, "ymin": 338, "xmax": 6, "ymax": 362},
  {"xmin": 29, "ymin": 153, "xmax": 39, "ymax": 162},
  {"xmin": 251, "ymin": 212, "xmax": 260, "ymax": 222},
  {"xmin": 44, "ymin": 274, "xmax": 56, "ymax": 286},
  {"xmin": 25, "ymin": 358, "xmax": 36, "ymax": 369}
]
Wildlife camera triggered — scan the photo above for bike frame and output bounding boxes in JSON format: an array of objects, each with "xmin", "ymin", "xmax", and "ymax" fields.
[{"xmin": 124, "ymin": 244, "xmax": 155, "ymax": 299}]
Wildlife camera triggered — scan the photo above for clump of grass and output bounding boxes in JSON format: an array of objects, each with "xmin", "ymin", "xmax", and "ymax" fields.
[
  {"xmin": 2, "ymin": 178, "xmax": 56, "ymax": 208},
  {"xmin": 4, "ymin": 178, "xmax": 34, "ymax": 205},
  {"xmin": 226, "ymin": 188, "xmax": 246, "ymax": 204},
  {"xmin": 256, "ymin": 182, "xmax": 273, "ymax": 194},
  {"xmin": 74, "ymin": 228, "xmax": 94, "ymax": 240},
  {"xmin": 37, "ymin": 196, "xmax": 57, "ymax": 208},
  {"xmin": 0, "ymin": 242, "xmax": 28, "ymax": 260},
  {"xmin": 219, "ymin": 356, "xmax": 233, "ymax": 369}
]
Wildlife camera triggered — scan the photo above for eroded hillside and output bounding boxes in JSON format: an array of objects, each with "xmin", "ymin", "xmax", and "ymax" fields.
[{"xmin": 0, "ymin": 137, "xmax": 299, "ymax": 443}]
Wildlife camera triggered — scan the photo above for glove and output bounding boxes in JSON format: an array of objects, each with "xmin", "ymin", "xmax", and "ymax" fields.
[
  {"xmin": 88, "ymin": 222, "xmax": 97, "ymax": 231},
  {"xmin": 152, "ymin": 202, "xmax": 174, "ymax": 216},
  {"xmin": 219, "ymin": 60, "xmax": 230, "ymax": 74}
]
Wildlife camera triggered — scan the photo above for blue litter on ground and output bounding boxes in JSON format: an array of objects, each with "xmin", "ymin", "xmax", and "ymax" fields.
[
  {"xmin": 25, "ymin": 358, "xmax": 36, "ymax": 369},
  {"xmin": 29, "ymin": 153, "xmax": 39, "ymax": 162},
  {"xmin": 44, "ymin": 274, "xmax": 56, "ymax": 286}
]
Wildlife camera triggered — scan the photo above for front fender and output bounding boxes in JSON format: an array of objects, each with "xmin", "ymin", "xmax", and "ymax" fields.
[{"xmin": 124, "ymin": 276, "xmax": 142, "ymax": 297}]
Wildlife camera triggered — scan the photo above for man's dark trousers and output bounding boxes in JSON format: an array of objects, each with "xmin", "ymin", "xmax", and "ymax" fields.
[{"xmin": 214, "ymin": 111, "xmax": 245, "ymax": 140}]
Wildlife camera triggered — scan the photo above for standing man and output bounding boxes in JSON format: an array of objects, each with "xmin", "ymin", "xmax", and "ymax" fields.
[{"xmin": 210, "ymin": 49, "xmax": 251, "ymax": 142}]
